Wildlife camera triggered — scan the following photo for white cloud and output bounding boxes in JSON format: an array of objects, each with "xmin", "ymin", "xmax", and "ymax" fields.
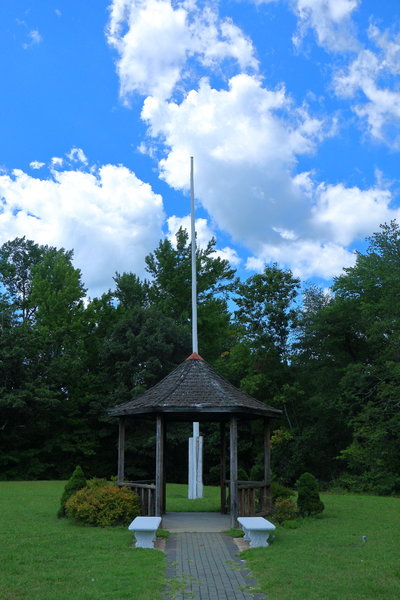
[
  {"xmin": 107, "ymin": 0, "xmax": 400, "ymax": 283},
  {"xmin": 29, "ymin": 161, "xmax": 45, "ymax": 170},
  {"xmin": 106, "ymin": 0, "xmax": 258, "ymax": 101},
  {"xmin": 311, "ymin": 183, "xmax": 397, "ymax": 246},
  {"xmin": 246, "ymin": 239, "xmax": 356, "ymax": 280},
  {"xmin": 0, "ymin": 158, "xmax": 164, "ymax": 298},
  {"xmin": 334, "ymin": 25, "xmax": 400, "ymax": 147},
  {"xmin": 67, "ymin": 147, "xmax": 88, "ymax": 165},
  {"xmin": 291, "ymin": 0, "xmax": 360, "ymax": 52},
  {"xmin": 22, "ymin": 29, "xmax": 43, "ymax": 49},
  {"xmin": 139, "ymin": 70, "xmax": 399, "ymax": 279}
]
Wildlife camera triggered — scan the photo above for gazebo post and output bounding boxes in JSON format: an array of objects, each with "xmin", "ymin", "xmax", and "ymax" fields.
[
  {"xmin": 155, "ymin": 415, "xmax": 165, "ymax": 516},
  {"xmin": 117, "ymin": 417, "xmax": 125, "ymax": 485},
  {"xmin": 220, "ymin": 422, "xmax": 226, "ymax": 513},
  {"xmin": 163, "ymin": 420, "xmax": 167, "ymax": 514},
  {"xmin": 229, "ymin": 416, "xmax": 238, "ymax": 527},
  {"xmin": 263, "ymin": 418, "xmax": 272, "ymax": 514}
]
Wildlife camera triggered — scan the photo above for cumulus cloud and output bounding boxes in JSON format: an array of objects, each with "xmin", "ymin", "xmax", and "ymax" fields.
[
  {"xmin": 0, "ymin": 157, "xmax": 165, "ymax": 298},
  {"xmin": 107, "ymin": 0, "xmax": 258, "ymax": 101},
  {"xmin": 291, "ymin": 0, "xmax": 360, "ymax": 52},
  {"xmin": 334, "ymin": 25, "xmax": 400, "ymax": 147},
  {"xmin": 106, "ymin": 0, "xmax": 399, "ymax": 283},
  {"xmin": 140, "ymin": 70, "xmax": 399, "ymax": 279}
]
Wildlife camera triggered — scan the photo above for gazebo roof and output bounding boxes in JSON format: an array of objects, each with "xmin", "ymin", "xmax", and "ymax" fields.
[{"xmin": 108, "ymin": 353, "xmax": 282, "ymax": 421}]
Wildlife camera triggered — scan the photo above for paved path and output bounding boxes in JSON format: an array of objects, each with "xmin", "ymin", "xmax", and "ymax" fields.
[{"xmin": 164, "ymin": 532, "xmax": 265, "ymax": 600}]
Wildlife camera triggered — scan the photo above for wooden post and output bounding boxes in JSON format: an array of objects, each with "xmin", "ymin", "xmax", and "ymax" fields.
[
  {"xmin": 155, "ymin": 415, "xmax": 165, "ymax": 516},
  {"xmin": 229, "ymin": 416, "xmax": 238, "ymax": 527},
  {"xmin": 263, "ymin": 418, "xmax": 271, "ymax": 514},
  {"xmin": 118, "ymin": 418, "xmax": 125, "ymax": 485},
  {"xmin": 220, "ymin": 422, "xmax": 226, "ymax": 513},
  {"xmin": 162, "ymin": 420, "xmax": 167, "ymax": 513}
]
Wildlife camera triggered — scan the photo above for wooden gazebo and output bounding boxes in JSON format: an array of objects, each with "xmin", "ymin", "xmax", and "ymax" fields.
[{"xmin": 108, "ymin": 352, "xmax": 281, "ymax": 526}]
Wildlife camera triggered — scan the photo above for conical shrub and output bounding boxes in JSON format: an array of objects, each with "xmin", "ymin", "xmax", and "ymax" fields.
[
  {"xmin": 58, "ymin": 465, "xmax": 87, "ymax": 518},
  {"xmin": 296, "ymin": 472, "xmax": 324, "ymax": 517}
]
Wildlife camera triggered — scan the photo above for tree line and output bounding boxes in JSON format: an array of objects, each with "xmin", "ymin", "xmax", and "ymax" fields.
[{"xmin": 1, "ymin": 222, "xmax": 399, "ymax": 495}]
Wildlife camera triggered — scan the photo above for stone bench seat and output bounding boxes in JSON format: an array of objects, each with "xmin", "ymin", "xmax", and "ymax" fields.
[
  {"xmin": 128, "ymin": 516, "xmax": 161, "ymax": 548},
  {"xmin": 237, "ymin": 516, "xmax": 276, "ymax": 548}
]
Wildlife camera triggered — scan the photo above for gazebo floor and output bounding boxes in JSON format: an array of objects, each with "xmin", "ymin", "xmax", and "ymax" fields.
[{"xmin": 161, "ymin": 512, "xmax": 231, "ymax": 532}]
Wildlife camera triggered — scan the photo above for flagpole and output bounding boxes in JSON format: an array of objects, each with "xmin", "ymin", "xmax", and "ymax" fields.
[{"xmin": 188, "ymin": 156, "xmax": 203, "ymax": 499}]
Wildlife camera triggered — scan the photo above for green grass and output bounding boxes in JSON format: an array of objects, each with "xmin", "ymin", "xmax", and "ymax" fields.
[
  {"xmin": 2, "ymin": 482, "xmax": 399, "ymax": 600},
  {"xmin": 242, "ymin": 492, "xmax": 400, "ymax": 600},
  {"xmin": 0, "ymin": 481, "xmax": 166, "ymax": 600},
  {"xmin": 165, "ymin": 482, "xmax": 220, "ymax": 512}
]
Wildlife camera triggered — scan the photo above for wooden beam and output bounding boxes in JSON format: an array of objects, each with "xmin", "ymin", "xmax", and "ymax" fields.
[
  {"xmin": 220, "ymin": 422, "xmax": 226, "ymax": 514},
  {"xmin": 155, "ymin": 415, "xmax": 165, "ymax": 516},
  {"xmin": 117, "ymin": 418, "xmax": 125, "ymax": 485},
  {"xmin": 229, "ymin": 416, "xmax": 238, "ymax": 527},
  {"xmin": 263, "ymin": 418, "xmax": 272, "ymax": 514}
]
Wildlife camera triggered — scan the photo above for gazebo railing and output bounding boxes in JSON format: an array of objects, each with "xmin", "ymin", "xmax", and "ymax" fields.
[
  {"xmin": 119, "ymin": 481, "xmax": 156, "ymax": 516},
  {"xmin": 225, "ymin": 481, "xmax": 272, "ymax": 517}
]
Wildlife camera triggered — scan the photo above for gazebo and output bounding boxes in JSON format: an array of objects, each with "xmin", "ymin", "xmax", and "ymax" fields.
[{"xmin": 108, "ymin": 352, "xmax": 282, "ymax": 526}]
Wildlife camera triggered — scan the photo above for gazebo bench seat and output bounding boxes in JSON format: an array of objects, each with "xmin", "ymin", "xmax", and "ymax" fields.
[
  {"xmin": 128, "ymin": 516, "xmax": 161, "ymax": 548},
  {"xmin": 237, "ymin": 516, "xmax": 276, "ymax": 548}
]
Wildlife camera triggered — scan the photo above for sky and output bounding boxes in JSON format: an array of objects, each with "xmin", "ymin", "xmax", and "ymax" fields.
[{"xmin": 0, "ymin": 0, "xmax": 399, "ymax": 299}]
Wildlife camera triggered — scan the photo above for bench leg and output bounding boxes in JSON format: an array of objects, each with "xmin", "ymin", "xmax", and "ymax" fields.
[
  {"xmin": 134, "ymin": 530, "xmax": 156, "ymax": 549},
  {"xmin": 248, "ymin": 530, "xmax": 270, "ymax": 548}
]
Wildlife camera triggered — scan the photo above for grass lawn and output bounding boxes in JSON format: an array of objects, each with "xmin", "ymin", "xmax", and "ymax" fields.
[
  {"xmin": 166, "ymin": 482, "xmax": 220, "ymax": 512},
  {"xmin": 242, "ymin": 492, "xmax": 400, "ymax": 600},
  {"xmin": 0, "ymin": 481, "xmax": 165, "ymax": 600},
  {"xmin": 1, "ymin": 482, "xmax": 399, "ymax": 600}
]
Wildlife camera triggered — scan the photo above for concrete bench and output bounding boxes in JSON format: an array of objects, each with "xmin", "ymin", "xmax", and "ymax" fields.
[
  {"xmin": 128, "ymin": 516, "xmax": 161, "ymax": 548},
  {"xmin": 237, "ymin": 516, "xmax": 276, "ymax": 548}
]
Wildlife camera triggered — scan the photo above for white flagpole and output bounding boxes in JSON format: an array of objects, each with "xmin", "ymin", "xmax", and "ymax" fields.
[{"xmin": 188, "ymin": 156, "xmax": 203, "ymax": 499}]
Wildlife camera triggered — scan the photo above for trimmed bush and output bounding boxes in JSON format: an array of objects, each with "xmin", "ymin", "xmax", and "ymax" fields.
[
  {"xmin": 65, "ymin": 485, "xmax": 140, "ymax": 527},
  {"xmin": 296, "ymin": 472, "xmax": 324, "ymax": 517},
  {"xmin": 58, "ymin": 466, "xmax": 87, "ymax": 518},
  {"xmin": 273, "ymin": 498, "xmax": 299, "ymax": 522}
]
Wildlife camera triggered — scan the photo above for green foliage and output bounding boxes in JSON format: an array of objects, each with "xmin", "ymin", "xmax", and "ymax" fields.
[
  {"xmin": 296, "ymin": 473, "xmax": 324, "ymax": 517},
  {"xmin": 65, "ymin": 485, "xmax": 140, "ymax": 527},
  {"xmin": 58, "ymin": 466, "xmax": 87, "ymax": 518},
  {"xmin": 237, "ymin": 467, "xmax": 249, "ymax": 481},
  {"xmin": 273, "ymin": 498, "xmax": 299, "ymax": 523},
  {"xmin": 271, "ymin": 481, "xmax": 295, "ymax": 501}
]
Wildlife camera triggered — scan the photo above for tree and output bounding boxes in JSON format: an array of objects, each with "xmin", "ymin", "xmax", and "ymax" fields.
[
  {"xmin": 145, "ymin": 228, "xmax": 237, "ymax": 362},
  {"xmin": 231, "ymin": 264, "xmax": 300, "ymax": 403},
  {"xmin": 0, "ymin": 237, "xmax": 44, "ymax": 322}
]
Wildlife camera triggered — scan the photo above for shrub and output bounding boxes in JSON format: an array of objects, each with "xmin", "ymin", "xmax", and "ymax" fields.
[
  {"xmin": 58, "ymin": 466, "xmax": 87, "ymax": 518},
  {"xmin": 65, "ymin": 485, "xmax": 140, "ymax": 527},
  {"xmin": 296, "ymin": 472, "xmax": 324, "ymax": 517},
  {"xmin": 271, "ymin": 481, "xmax": 295, "ymax": 502},
  {"xmin": 237, "ymin": 467, "xmax": 249, "ymax": 481},
  {"xmin": 249, "ymin": 464, "xmax": 263, "ymax": 481},
  {"xmin": 273, "ymin": 498, "xmax": 299, "ymax": 523}
]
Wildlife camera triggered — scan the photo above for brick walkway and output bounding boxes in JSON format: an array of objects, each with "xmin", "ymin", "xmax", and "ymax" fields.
[{"xmin": 164, "ymin": 532, "xmax": 265, "ymax": 600}]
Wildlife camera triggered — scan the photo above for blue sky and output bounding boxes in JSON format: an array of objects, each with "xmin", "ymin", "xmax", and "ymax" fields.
[{"xmin": 0, "ymin": 0, "xmax": 399, "ymax": 298}]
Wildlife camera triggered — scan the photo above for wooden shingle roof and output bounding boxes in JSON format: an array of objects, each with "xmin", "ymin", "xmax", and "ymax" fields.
[{"xmin": 108, "ymin": 353, "xmax": 282, "ymax": 421}]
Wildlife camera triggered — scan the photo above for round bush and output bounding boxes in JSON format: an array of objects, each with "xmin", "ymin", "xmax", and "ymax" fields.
[{"xmin": 65, "ymin": 485, "xmax": 140, "ymax": 527}]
